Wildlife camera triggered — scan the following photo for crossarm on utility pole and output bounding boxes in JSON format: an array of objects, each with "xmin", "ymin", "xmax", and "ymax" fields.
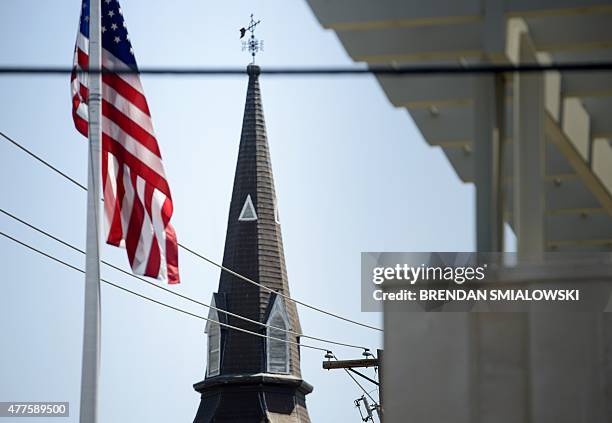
[{"xmin": 322, "ymin": 358, "xmax": 379, "ymax": 370}]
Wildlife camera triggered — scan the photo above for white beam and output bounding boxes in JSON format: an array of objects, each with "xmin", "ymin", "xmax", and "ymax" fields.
[
  {"xmin": 473, "ymin": 74, "xmax": 505, "ymax": 252},
  {"xmin": 306, "ymin": 0, "xmax": 612, "ymax": 30},
  {"xmin": 513, "ymin": 32, "xmax": 546, "ymax": 257}
]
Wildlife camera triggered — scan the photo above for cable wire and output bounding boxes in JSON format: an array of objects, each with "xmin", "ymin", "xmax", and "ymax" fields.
[
  {"xmin": 178, "ymin": 242, "xmax": 383, "ymax": 332},
  {"xmin": 1, "ymin": 62, "xmax": 612, "ymax": 76},
  {"xmin": 0, "ymin": 130, "xmax": 383, "ymax": 332},
  {"xmin": 332, "ymin": 354, "xmax": 379, "ymax": 406},
  {"xmin": 0, "ymin": 131, "xmax": 86, "ymax": 190},
  {"xmin": 0, "ymin": 206, "xmax": 369, "ymax": 351},
  {"xmin": 0, "ymin": 229, "xmax": 330, "ymax": 353}
]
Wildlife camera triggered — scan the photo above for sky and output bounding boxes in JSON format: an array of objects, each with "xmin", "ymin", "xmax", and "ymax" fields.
[{"xmin": 0, "ymin": 1, "xmax": 479, "ymax": 421}]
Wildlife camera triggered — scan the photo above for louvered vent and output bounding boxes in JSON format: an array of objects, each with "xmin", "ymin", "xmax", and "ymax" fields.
[
  {"xmin": 205, "ymin": 299, "xmax": 221, "ymax": 377},
  {"xmin": 266, "ymin": 298, "xmax": 290, "ymax": 373}
]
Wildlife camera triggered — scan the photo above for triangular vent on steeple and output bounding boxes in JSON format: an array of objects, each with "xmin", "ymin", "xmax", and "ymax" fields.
[{"xmin": 238, "ymin": 194, "xmax": 258, "ymax": 221}]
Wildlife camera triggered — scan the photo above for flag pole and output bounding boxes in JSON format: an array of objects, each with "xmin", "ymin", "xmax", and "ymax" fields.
[{"xmin": 80, "ymin": 0, "xmax": 102, "ymax": 421}]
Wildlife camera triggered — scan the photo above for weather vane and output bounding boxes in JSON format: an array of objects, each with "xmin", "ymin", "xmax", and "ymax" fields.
[{"xmin": 240, "ymin": 14, "xmax": 263, "ymax": 64}]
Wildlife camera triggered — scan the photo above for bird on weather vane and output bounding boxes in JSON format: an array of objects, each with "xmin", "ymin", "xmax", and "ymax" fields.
[{"xmin": 240, "ymin": 14, "xmax": 263, "ymax": 64}]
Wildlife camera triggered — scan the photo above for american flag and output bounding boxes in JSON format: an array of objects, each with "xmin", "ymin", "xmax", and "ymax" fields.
[{"xmin": 71, "ymin": 0, "xmax": 179, "ymax": 283}]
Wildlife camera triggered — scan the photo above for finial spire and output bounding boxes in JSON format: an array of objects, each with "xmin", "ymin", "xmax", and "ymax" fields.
[{"xmin": 240, "ymin": 14, "xmax": 263, "ymax": 64}]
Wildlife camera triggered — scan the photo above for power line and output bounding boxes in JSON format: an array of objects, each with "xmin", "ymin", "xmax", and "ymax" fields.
[
  {"xmin": 177, "ymin": 242, "xmax": 382, "ymax": 332},
  {"xmin": 346, "ymin": 367, "xmax": 377, "ymax": 405},
  {"xmin": 0, "ymin": 206, "xmax": 369, "ymax": 351},
  {"xmin": 0, "ymin": 131, "xmax": 86, "ymax": 190},
  {"xmin": 0, "ymin": 130, "xmax": 383, "ymax": 332},
  {"xmin": 1, "ymin": 62, "xmax": 612, "ymax": 76},
  {"xmin": 0, "ymin": 229, "xmax": 331, "ymax": 353},
  {"xmin": 331, "ymin": 353, "xmax": 379, "ymax": 407}
]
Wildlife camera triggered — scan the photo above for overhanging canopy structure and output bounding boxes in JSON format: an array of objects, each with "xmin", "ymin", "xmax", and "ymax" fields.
[{"xmin": 306, "ymin": 0, "xmax": 612, "ymax": 252}]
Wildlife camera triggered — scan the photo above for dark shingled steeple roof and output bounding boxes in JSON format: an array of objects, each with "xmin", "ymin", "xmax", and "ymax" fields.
[{"xmin": 193, "ymin": 64, "xmax": 312, "ymax": 423}]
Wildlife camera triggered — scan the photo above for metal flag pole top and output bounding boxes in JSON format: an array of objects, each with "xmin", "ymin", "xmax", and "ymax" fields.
[{"xmin": 80, "ymin": 0, "xmax": 103, "ymax": 421}]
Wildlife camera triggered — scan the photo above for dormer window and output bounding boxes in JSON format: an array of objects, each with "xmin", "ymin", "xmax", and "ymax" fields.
[
  {"xmin": 266, "ymin": 296, "xmax": 290, "ymax": 374},
  {"xmin": 205, "ymin": 297, "xmax": 221, "ymax": 377},
  {"xmin": 238, "ymin": 194, "xmax": 258, "ymax": 221}
]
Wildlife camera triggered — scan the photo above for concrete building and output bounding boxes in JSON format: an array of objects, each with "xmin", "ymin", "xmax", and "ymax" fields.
[
  {"xmin": 193, "ymin": 65, "xmax": 312, "ymax": 423},
  {"xmin": 306, "ymin": 1, "xmax": 612, "ymax": 422}
]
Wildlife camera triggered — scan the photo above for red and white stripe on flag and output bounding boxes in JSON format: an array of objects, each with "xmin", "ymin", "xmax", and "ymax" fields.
[{"xmin": 71, "ymin": 0, "xmax": 179, "ymax": 283}]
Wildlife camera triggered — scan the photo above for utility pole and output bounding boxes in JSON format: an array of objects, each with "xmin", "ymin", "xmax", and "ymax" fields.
[{"xmin": 323, "ymin": 349, "xmax": 383, "ymax": 422}]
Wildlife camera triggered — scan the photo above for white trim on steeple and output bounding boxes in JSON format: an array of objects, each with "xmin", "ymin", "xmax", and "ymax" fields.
[
  {"xmin": 274, "ymin": 203, "xmax": 281, "ymax": 225},
  {"xmin": 238, "ymin": 194, "xmax": 258, "ymax": 221}
]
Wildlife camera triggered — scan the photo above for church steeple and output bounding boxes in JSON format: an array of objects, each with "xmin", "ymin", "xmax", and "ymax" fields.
[{"xmin": 193, "ymin": 65, "xmax": 312, "ymax": 423}]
